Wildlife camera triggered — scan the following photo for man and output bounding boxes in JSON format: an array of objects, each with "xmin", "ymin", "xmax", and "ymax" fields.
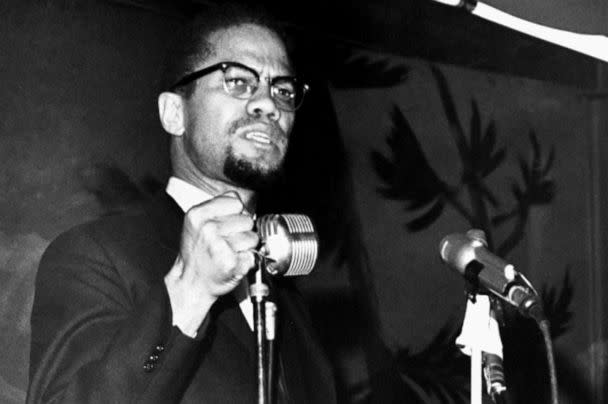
[{"xmin": 27, "ymin": 4, "xmax": 337, "ymax": 403}]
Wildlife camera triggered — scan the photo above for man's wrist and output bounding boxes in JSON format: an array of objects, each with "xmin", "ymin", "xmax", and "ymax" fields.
[
  {"xmin": 164, "ymin": 273, "xmax": 215, "ymax": 339},
  {"xmin": 167, "ymin": 296, "xmax": 213, "ymax": 339},
  {"xmin": 174, "ymin": 318, "xmax": 201, "ymax": 339}
]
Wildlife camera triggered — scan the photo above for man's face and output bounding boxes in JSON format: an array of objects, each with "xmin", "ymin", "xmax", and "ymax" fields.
[{"xmin": 179, "ymin": 24, "xmax": 295, "ymax": 190}]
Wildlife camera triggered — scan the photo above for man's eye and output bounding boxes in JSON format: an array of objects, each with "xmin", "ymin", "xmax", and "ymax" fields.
[
  {"xmin": 224, "ymin": 77, "xmax": 257, "ymax": 97},
  {"xmin": 226, "ymin": 78, "xmax": 249, "ymax": 87},
  {"xmin": 274, "ymin": 86, "xmax": 295, "ymax": 99}
]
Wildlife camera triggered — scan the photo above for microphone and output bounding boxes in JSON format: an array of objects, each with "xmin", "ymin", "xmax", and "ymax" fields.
[
  {"xmin": 439, "ymin": 231, "xmax": 545, "ymax": 322},
  {"xmin": 256, "ymin": 214, "xmax": 318, "ymax": 277}
]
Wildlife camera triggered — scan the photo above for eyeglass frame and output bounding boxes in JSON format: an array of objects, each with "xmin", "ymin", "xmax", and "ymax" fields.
[{"xmin": 168, "ymin": 61, "xmax": 310, "ymax": 112}]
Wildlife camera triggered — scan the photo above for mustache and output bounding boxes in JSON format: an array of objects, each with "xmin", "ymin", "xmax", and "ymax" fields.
[{"xmin": 228, "ymin": 117, "xmax": 287, "ymax": 140}]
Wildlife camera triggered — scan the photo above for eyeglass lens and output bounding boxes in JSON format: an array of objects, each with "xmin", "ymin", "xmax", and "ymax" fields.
[{"xmin": 222, "ymin": 65, "xmax": 302, "ymax": 111}]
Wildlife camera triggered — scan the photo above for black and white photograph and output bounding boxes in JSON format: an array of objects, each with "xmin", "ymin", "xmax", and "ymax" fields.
[{"xmin": 0, "ymin": 0, "xmax": 606, "ymax": 403}]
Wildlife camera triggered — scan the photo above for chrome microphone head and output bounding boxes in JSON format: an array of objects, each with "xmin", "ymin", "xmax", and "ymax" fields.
[
  {"xmin": 439, "ymin": 233, "xmax": 480, "ymax": 273},
  {"xmin": 257, "ymin": 214, "xmax": 318, "ymax": 276}
]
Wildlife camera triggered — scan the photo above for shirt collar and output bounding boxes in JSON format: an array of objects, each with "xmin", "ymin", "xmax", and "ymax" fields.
[{"xmin": 165, "ymin": 176, "xmax": 214, "ymax": 212}]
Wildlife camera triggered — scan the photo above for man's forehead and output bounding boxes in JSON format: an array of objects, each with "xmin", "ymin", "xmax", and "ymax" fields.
[{"xmin": 206, "ymin": 24, "xmax": 292, "ymax": 73}]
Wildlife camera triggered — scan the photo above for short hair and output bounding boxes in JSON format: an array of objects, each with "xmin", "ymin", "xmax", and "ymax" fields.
[{"xmin": 160, "ymin": 3, "xmax": 293, "ymax": 97}]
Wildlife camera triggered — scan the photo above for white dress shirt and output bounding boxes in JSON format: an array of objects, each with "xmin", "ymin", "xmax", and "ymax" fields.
[{"xmin": 165, "ymin": 176, "xmax": 254, "ymax": 330}]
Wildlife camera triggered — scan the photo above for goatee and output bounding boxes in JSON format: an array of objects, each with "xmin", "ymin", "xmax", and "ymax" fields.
[{"xmin": 223, "ymin": 153, "xmax": 284, "ymax": 191}]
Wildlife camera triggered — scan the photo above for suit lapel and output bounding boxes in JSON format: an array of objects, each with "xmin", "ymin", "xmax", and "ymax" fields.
[
  {"xmin": 211, "ymin": 294, "xmax": 257, "ymax": 359},
  {"xmin": 145, "ymin": 191, "xmax": 183, "ymax": 256}
]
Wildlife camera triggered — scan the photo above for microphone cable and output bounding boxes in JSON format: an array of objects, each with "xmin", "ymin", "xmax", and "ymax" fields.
[{"xmin": 539, "ymin": 319, "xmax": 559, "ymax": 404}]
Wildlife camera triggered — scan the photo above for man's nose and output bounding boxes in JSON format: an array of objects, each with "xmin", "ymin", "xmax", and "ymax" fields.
[{"xmin": 245, "ymin": 83, "xmax": 280, "ymax": 121}]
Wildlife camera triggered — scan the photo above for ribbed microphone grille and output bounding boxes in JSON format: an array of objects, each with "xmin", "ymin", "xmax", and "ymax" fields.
[
  {"xmin": 282, "ymin": 214, "xmax": 318, "ymax": 276},
  {"xmin": 282, "ymin": 213, "xmax": 315, "ymax": 234}
]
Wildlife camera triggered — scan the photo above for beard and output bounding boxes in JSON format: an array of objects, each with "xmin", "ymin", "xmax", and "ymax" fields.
[
  {"xmin": 223, "ymin": 147, "xmax": 285, "ymax": 191},
  {"xmin": 223, "ymin": 115, "xmax": 290, "ymax": 191}
]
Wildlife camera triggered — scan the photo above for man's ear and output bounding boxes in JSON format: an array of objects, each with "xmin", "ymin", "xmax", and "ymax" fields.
[{"xmin": 158, "ymin": 92, "xmax": 186, "ymax": 136}]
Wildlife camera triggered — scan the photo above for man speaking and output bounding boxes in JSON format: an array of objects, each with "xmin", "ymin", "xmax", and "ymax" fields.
[{"xmin": 27, "ymin": 4, "xmax": 337, "ymax": 403}]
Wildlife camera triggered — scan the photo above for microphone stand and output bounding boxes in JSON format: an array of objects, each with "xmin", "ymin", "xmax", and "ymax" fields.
[
  {"xmin": 250, "ymin": 257, "xmax": 270, "ymax": 404},
  {"xmin": 464, "ymin": 230, "xmax": 509, "ymax": 404},
  {"xmin": 252, "ymin": 213, "xmax": 318, "ymax": 403},
  {"xmin": 456, "ymin": 294, "xmax": 508, "ymax": 404}
]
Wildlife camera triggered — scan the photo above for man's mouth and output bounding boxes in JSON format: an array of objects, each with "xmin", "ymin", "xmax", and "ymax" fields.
[{"xmin": 244, "ymin": 131, "xmax": 272, "ymax": 145}]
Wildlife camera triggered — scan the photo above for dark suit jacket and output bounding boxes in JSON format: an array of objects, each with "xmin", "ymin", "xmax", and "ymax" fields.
[{"xmin": 27, "ymin": 193, "xmax": 337, "ymax": 403}]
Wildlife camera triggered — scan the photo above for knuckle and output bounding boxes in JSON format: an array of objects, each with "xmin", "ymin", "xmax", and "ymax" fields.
[
  {"xmin": 191, "ymin": 196, "xmax": 245, "ymax": 220},
  {"xmin": 245, "ymin": 231, "xmax": 259, "ymax": 249},
  {"xmin": 200, "ymin": 220, "xmax": 219, "ymax": 237},
  {"xmin": 208, "ymin": 242, "xmax": 237, "ymax": 266},
  {"xmin": 238, "ymin": 251, "xmax": 256, "ymax": 271},
  {"xmin": 221, "ymin": 196, "xmax": 245, "ymax": 213},
  {"xmin": 249, "ymin": 230, "xmax": 259, "ymax": 243},
  {"xmin": 184, "ymin": 206, "xmax": 210, "ymax": 227},
  {"xmin": 242, "ymin": 215, "xmax": 255, "ymax": 229},
  {"xmin": 221, "ymin": 191, "xmax": 244, "ymax": 204},
  {"xmin": 231, "ymin": 231, "xmax": 259, "ymax": 252}
]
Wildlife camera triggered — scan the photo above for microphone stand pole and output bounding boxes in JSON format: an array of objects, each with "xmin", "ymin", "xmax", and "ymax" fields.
[
  {"xmin": 265, "ymin": 301, "xmax": 277, "ymax": 404},
  {"xmin": 250, "ymin": 258, "xmax": 270, "ymax": 404},
  {"xmin": 471, "ymin": 341, "xmax": 483, "ymax": 404}
]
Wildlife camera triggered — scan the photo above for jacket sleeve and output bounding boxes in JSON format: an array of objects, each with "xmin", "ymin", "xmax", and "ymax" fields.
[{"xmin": 27, "ymin": 226, "xmax": 208, "ymax": 404}]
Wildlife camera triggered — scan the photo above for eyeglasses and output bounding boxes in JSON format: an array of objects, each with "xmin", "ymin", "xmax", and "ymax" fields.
[{"xmin": 169, "ymin": 61, "xmax": 309, "ymax": 112}]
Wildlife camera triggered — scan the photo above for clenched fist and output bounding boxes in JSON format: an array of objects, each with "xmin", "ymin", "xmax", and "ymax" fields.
[{"xmin": 164, "ymin": 193, "xmax": 259, "ymax": 337}]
